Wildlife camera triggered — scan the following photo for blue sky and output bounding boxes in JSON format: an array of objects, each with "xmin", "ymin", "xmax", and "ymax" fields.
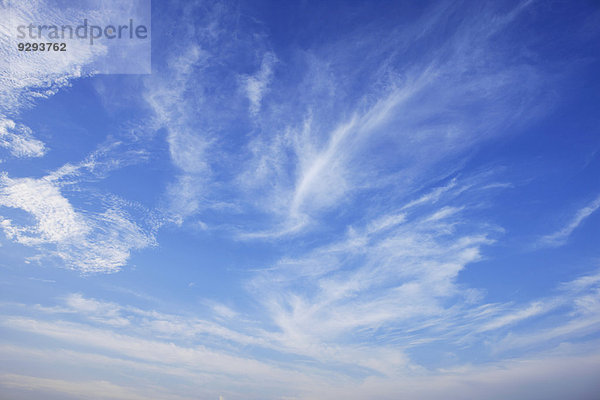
[{"xmin": 1, "ymin": 0, "xmax": 600, "ymax": 399}]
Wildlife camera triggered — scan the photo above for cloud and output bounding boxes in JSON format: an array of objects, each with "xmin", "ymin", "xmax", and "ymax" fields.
[
  {"xmin": 0, "ymin": 0, "xmax": 598, "ymax": 398},
  {"xmin": 314, "ymin": 352, "xmax": 600, "ymax": 400},
  {"xmin": 540, "ymin": 194, "xmax": 600, "ymax": 247},
  {"xmin": 1, "ymin": 276, "xmax": 600, "ymax": 400},
  {"xmin": 142, "ymin": 0, "xmax": 269, "ymax": 222},
  {"xmin": 242, "ymin": 179, "xmax": 496, "ymax": 365},
  {"xmin": 0, "ymin": 174, "xmax": 90, "ymax": 245},
  {"xmin": 231, "ymin": 1, "xmax": 548, "ymax": 238},
  {"xmin": 1, "ymin": 0, "xmax": 151, "ymax": 113},
  {"xmin": 0, "ymin": 117, "xmax": 46, "ymax": 158},
  {"xmin": 238, "ymin": 167, "xmax": 600, "ymax": 372},
  {"xmin": 494, "ymin": 313, "xmax": 600, "ymax": 354},
  {"xmin": 0, "ymin": 172, "xmax": 155, "ymax": 273},
  {"xmin": 143, "ymin": 43, "xmax": 211, "ymax": 221},
  {"xmin": 0, "ymin": 0, "xmax": 104, "ymax": 113},
  {"xmin": 2, "ymin": 343, "xmax": 600, "ymax": 400},
  {"xmin": 0, "ymin": 316, "xmax": 316, "ymax": 395},
  {"xmin": 132, "ymin": 0, "xmax": 552, "ymax": 241},
  {"xmin": 475, "ymin": 301, "xmax": 556, "ymax": 333},
  {"xmin": 0, "ymin": 0, "xmax": 162, "ymax": 273},
  {"xmin": 244, "ymin": 52, "xmax": 277, "ymax": 116},
  {"xmin": 63, "ymin": 293, "xmax": 130, "ymax": 327}
]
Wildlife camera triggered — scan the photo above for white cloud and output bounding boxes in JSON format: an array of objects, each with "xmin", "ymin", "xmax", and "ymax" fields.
[
  {"xmin": 540, "ymin": 194, "xmax": 600, "ymax": 247},
  {"xmin": 244, "ymin": 52, "xmax": 276, "ymax": 115},
  {"xmin": 0, "ymin": 316, "xmax": 315, "ymax": 392},
  {"xmin": 0, "ymin": 117, "xmax": 46, "ymax": 158},
  {"xmin": 63, "ymin": 293, "xmax": 130, "ymax": 327},
  {"xmin": 0, "ymin": 174, "xmax": 90, "ymax": 245},
  {"xmin": 244, "ymin": 190, "xmax": 492, "ymax": 363},
  {"xmin": 232, "ymin": 2, "xmax": 547, "ymax": 238},
  {"xmin": 561, "ymin": 270, "xmax": 600, "ymax": 293},
  {"xmin": 143, "ymin": 45, "xmax": 211, "ymax": 221},
  {"xmin": 0, "ymin": 1, "xmax": 597, "ymax": 397},
  {"xmin": 2, "ymin": 281, "xmax": 600, "ymax": 400},
  {"xmin": 494, "ymin": 313, "xmax": 600, "ymax": 354},
  {"xmin": 0, "ymin": 173, "xmax": 155, "ymax": 273},
  {"xmin": 2, "ymin": 340, "xmax": 600, "ymax": 400},
  {"xmin": 314, "ymin": 352, "xmax": 600, "ymax": 400},
  {"xmin": 0, "ymin": 0, "xmax": 105, "ymax": 113},
  {"xmin": 476, "ymin": 301, "xmax": 555, "ymax": 333}
]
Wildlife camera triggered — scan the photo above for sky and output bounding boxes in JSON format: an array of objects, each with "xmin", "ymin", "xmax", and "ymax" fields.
[{"xmin": 0, "ymin": 0, "xmax": 600, "ymax": 399}]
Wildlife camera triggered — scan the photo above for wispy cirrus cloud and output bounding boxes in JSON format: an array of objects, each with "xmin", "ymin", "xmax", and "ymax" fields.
[
  {"xmin": 243, "ymin": 179, "xmax": 493, "ymax": 363},
  {"xmin": 539, "ymin": 194, "xmax": 600, "ymax": 247},
  {"xmin": 230, "ymin": 1, "xmax": 549, "ymax": 239},
  {"xmin": 143, "ymin": 44, "xmax": 211, "ymax": 221},
  {"xmin": 243, "ymin": 52, "xmax": 277, "ymax": 116},
  {"xmin": 138, "ymin": 0, "xmax": 552, "ymax": 243}
]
